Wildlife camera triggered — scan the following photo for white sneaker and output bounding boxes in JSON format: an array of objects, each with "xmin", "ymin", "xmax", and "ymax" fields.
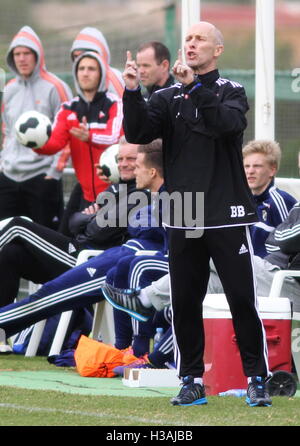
[
  {"xmin": 0, "ymin": 342, "xmax": 12, "ymax": 354},
  {"xmin": 0, "ymin": 328, "xmax": 12, "ymax": 354}
]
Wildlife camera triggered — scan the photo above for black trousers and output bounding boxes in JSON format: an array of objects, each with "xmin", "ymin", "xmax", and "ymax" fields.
[
  {"xmin": 0, "ymin": 173, "xmax": 64, "ymax": 230},
  {"xmin": 58, "ymin": 182, "xmax": 92, "ymax": 237},
  {"xmin": 167, "ymin": 225, "xmax": 270, "ymax": 379},
  {"xmin": 0, "ymin": 216, "xmax": 79, "ymax": 306}
]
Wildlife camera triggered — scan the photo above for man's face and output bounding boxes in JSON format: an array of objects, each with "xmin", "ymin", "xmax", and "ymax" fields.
[
  {"xmin": 13, "ymin": 46, "xmax": 36, "ymax": 78},
  {"xmin": 77, "ymin": 57, "xmax": 101, "ymax": 94},
  {"xmin": 117, "ymin": 143, "xmax": 138, "ymax": 181},
  {"xmin": 136, "ymin": 47, "xmax": 168, "ymax": 88},
  {"xmin": 184, "ymin": 22, "xmax": 223, "ymax": 74},
  {"xmin": 243, "ymin": 153, "xmax": 277, "ymax": 195},
  {"xmin": 134, "ymin": 152, "xmax": 153, "ymax": 190}
]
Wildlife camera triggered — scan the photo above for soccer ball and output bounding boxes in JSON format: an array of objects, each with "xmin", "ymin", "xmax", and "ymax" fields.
[
  {"xmin": 99, "ymin": 144, "xmax": 120, "ymax": 183},
  {"xmin": 15, "ymin": 110, "xmax": 52, "ymax": 149}
]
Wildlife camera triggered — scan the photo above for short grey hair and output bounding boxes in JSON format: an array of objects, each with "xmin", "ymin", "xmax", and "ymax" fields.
[{"xmin": 214, "ymin": 27, "xmax": 224, "ymax": 46}]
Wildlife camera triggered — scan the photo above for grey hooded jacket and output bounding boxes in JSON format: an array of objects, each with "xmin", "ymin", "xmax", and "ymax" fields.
[{"xmin": 1, "ymin": 26, "xmax": 72, "ymax": 181}]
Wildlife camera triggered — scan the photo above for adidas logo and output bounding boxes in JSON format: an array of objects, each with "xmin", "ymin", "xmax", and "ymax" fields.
[
  {"xmin": 87, "ymin": 267, "xmax": 97, "ymax": 277},
  {"xmin": 68, "ymin": 243, "xmax": 76, "ymax": 254},
  {"xmin": 239, "ymin": 244, "xmax": 248, "ymax": 255}
]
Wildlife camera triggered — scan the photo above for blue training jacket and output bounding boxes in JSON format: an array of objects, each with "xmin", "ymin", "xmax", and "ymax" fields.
[{"xmin": 250, "ymin": 180, "xmax": 297, "ymax": 258}]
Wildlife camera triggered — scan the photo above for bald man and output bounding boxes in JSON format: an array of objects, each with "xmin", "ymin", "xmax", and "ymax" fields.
[{"xmin": 121, "ymin": 21, "xmax": 272, "ymax": 407}]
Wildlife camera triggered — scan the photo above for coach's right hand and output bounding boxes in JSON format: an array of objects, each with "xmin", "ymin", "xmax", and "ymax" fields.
[{"xmin": 122, "ymin": 50, "xmax": 140, "ymax": 90}]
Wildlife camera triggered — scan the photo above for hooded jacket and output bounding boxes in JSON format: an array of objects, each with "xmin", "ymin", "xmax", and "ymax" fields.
[
  {"xmin": 1, "ymin": 26, "xmax": 72, "ymax": 181},
  {"xmin": 70, "ymin": 27, "xmax": 124, "ymax": 99},
  {"xmin": 36, "ymin": 51, "xmax": 124, "ymax": 202},
  {"xmin": 59, "ymin": 27, "xmax": 124, "ymax": 173}
]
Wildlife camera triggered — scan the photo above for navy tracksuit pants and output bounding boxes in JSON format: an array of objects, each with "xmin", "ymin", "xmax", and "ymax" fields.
[
  {"xmin": 0, "ymin": 240, "xmax": 163, "ymax": 338},
  {"xmin": 106, "ymin": 252, "xmax": 172, "ymax": 361}
]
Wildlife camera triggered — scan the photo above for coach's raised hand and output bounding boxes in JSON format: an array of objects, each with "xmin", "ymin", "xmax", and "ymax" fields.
[
  {"xmin": 122, "ymin": 50, "xmax": 140, "ymax": 90},
  {"xmin": 172, "ymin": 49, "xmax": 194, "ymax": 86}
]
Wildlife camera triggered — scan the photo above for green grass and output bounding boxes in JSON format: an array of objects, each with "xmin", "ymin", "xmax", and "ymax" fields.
[{"xmin": 0, "ymin": 355, "xmax": 300, "ymax": 427}]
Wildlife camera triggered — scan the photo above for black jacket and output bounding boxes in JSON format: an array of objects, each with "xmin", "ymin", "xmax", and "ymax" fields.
[{"xmin": 123, "ymin": 69, "xmax": 257, "ymax": 228}]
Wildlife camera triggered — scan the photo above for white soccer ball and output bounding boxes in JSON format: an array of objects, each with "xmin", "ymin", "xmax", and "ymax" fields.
[
  {"xmin": 99, "ymin": 144, "xmax": 120, "ymax": 183},
  {"xmin": 15, "ymin": 110, "xmax": 52, "ymax": 149}
]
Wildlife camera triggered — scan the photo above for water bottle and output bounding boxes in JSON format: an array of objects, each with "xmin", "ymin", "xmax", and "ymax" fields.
[
  {"xmin": 153, "ymin": 327, "xmax": 164, "ymax": 349},
  {"xmin": 218, "ymin": 389, "xmax": 247, "ymax": 397}
]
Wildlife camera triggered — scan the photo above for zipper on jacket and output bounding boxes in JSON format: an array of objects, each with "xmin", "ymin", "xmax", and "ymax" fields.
[{"xmin": 86, "ymin": 101, "xmax": 97, "ymax": 201}]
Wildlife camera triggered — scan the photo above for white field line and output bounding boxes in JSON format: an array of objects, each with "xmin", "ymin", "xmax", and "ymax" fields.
[{"xmin": 0, "ymin": 403, "xmax": 192, "ymax": 426}]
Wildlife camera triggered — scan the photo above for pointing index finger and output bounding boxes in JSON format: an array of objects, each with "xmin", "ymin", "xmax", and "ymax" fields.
[
  {"xmin": 126, "ymin": 50, "xmax": 132, "ymax": 62},
  {"xmin": 177, "ymin": 49, "xmax": 183, "ymax": 63}
]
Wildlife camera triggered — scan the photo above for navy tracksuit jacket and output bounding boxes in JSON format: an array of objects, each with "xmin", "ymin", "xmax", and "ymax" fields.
[{"xmin": 0, "ymin": 201, "xmax": 167, "ymax": 338}]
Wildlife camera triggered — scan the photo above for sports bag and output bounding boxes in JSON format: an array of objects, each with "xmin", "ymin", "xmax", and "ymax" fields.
[{"xmin": 74, "ymin": 335, "xmax": 137, "ymax": 378}]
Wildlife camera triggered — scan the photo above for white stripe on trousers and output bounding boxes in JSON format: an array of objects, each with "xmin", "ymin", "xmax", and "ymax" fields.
[
  {"xmin": 129, "ymin": 257, "xmax": 169, "ymax": 336},
  {"xmin": 0, "ymin": 225, "xmax": 77, "ymax": 267},
  {"xmin": 157, "ymin": 331, "xmax": 173, "ymax": 354},
  {"xmin": 169, "ymin": 226, "xmax": 271, "ymax": 379},
  {"xmin": 130, "ymin": 258, "xmax": 169, "ymax": 289},
  {"xmin": 0, "ymin": 276, "xmax": 106, "ymax": 324},
  {"xmin": 245, "ymin": 226, "xmax": 271, "ymax": 377},
  {"xmin": 168, "ymin": 274, "xmax": 180, "ymax": 376}
]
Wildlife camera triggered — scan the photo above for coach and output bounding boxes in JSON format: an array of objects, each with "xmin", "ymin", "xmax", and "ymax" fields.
[{"xmin": 122, "ymin": 21, "xmax": 272, "ymax": 407}]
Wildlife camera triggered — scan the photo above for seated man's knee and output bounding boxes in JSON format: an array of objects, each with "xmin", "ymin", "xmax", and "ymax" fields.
[{"xmin": 0, "ymin": 243, "xmax": 25, "ymax": 264}]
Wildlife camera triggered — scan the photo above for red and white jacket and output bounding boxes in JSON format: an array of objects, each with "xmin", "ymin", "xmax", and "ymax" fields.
[{"xmin": 36, "ymin": 51, "xmax": 123, "ymax": 202}]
